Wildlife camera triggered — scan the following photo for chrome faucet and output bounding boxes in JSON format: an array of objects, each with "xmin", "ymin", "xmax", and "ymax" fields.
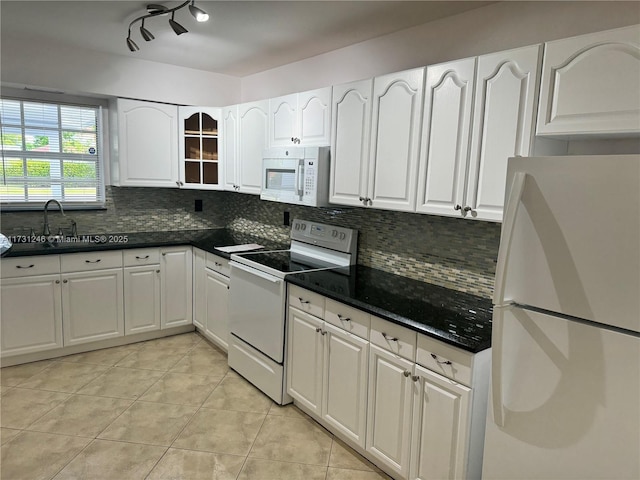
[{"xmin": 43, "ymin": 199, "xmax": 65, "ymax": 236}]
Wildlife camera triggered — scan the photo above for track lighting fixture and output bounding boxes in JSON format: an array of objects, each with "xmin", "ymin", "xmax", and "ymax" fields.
[{"xmin": 125, "ymin": 1, "xmax": 209, "ymax": 51}]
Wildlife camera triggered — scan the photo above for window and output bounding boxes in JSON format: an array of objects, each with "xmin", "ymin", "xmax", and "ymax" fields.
[{"xmin": 0, "ymin": 98, "xmax": 105, "ymax": 208}]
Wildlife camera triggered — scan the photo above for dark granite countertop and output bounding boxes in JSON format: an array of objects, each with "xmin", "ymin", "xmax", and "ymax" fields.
[
  {"xmin": 286, "ymin": 265, "xmax": 492, "ymax": 353},
  {"xmin": 1, "ymin": 229, "xmax": 288, "ymax": 259}
]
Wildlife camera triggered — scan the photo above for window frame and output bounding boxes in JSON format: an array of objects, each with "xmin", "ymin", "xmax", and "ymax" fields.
[{"xmin": 0, "ymin": 94, "xmax": 107, "ymax": 211}]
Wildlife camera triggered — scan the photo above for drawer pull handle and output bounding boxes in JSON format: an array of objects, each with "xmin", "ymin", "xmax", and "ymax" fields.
[
  {"xmin": 403, "ymin": 370, "xmax": 411, "ymax": 377},
  {"xmin": 381, "ymin": 332, "xmax": 398, "ymax": 342},
  {"xmin": 337, "ymin": 314, "xmax": 351, "ymax": 322},
  {"xmin": 85, "ymin": 259, "xmax": 101, "ymax": 263},
  {"xmin": 431, "ymin": 353, "xmax": 452, "ymax": 365},
  {"xmin": 16, "ymin": 264, "xmax": 35, "ymax": 269},
  {"xmin": 136, "ymin": 255, "xmax": 150, "ymax": 260},
  {"xmin": 214, "ymin": 262, "xmax": 222, "ymax": 267},
  {"xmin": 298, "ymin": 298, "xmax": 310, "ymax": 304}
]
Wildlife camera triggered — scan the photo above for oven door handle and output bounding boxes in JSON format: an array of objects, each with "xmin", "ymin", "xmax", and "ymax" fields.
[
  {"xmin": 230, "ymin": 262, "xmax": 283, "ymax": 284},
  {"xmin": 297, "ymin": 159, "xmax": 304, "ymax": 198}
]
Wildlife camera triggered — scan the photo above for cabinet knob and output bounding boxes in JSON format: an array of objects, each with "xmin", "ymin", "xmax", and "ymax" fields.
[
  {"xmin": 63, "ymin": 279, "xmax": 68, "ymax": 283},
  {"xmin": 463, "ymin": 205, "xmax": 476, "ymax": 217},
  {"xmin": 381, "ymin": 332, "xmax": 398, "ymax": 342},
  {"xmin": 403, "ymin": 370, "xmax": 411, "ymax": 377},
  {"xmin": 454, "ymin": 204, "xmax": 462, "ymax": 211},
  {"xmin": 162, "ymin": 253, "xmax": 166, "ymax": 256},
  {"xmin": 315, "ymin": 327, "xmax": 322, "ymax": 333},
  {"xmin": 412, "ymin": 375, "xmax": 420, "ymax": 382},
  {"xmin": 367, "ymin": 197, "xmax": 372, "ymax": 206},
  {"xmin": 55, "ymin": 280, "xmax": 60, "ymax": 284},
  {"xmin": 156, "ymin": 269, "xmax": 160, "ymax": 273}
]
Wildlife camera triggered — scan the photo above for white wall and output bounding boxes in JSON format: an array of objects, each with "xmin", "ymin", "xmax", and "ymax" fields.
[
  {"xmin": 240, "ymin": 1, "xmax": 640, "ymax": 102},
  {"xmin": 0, "ymin": 33, "xmax": 241, "ymax": 106}
]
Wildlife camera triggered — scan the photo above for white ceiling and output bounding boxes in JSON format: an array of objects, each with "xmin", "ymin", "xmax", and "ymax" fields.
[{"xmin": 0, "ymin": 1, "xmax": 493, "ymax": 77}]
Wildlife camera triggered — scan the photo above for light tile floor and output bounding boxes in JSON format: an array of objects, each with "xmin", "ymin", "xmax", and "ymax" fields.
[{"xmin": 0, "ymin": 332, "xmax": 391, "ymax": 480}]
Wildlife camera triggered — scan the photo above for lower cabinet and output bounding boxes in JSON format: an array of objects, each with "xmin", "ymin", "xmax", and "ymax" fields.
[
  {"xmin": 366, "ymin": 344, "xmax": 414, "ymax": 478},
  {"xmin": 123, "ymin": 265, "xmax": 161, "ymax": 335},
  {"xmin": 0, "ymin": 274, "xmax": 63, "ymax": 357},
  {"xmin": 160, "ymin": 247, "xmax": 193, "ymax": 329},
  {"xmin": 287, "ymin": 305, "xmax": 369, "ymax": 448},
  {"xmin": 62, "ymin": 268, "xmax": 125, "ymax": 346},
  {"xmin": 410, "ymin": 365, "xmax": 471, "ymax": 480}
]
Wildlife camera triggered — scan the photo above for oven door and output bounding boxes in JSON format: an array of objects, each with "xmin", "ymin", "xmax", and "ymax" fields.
[
  {"xmin": 229, "ymin": 261, "xmax": 286, "ymax": 363},
  {"xmin": 261, "ymin": 158, "xmax": 303, "ymax": 204}
]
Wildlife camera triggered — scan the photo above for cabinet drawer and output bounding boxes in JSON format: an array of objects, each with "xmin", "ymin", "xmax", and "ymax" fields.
[
  {"xmin": 324, "ymin": 298, "xmax": 370, "ymax": 339},
  {"xmin": 61, "ymin": 250, "xmax": 123, "ymax": 273},
  {"xmin": 416, "ymin": 334, "xmax": 473, "ymax": 387},
  {"xmin": 288, "ymin": 285, "xmax": 324, "ymax": 318},
  {"xmin": 370, "ymin": 316, "xmax": 417, "ymax": 361},
  {"xmin": 206, "ymin": 253, "xmax": 230, "ymax": 277},
  {"xmin": 1, "ymin": 255, "xmax": 60, "ymax": 278},
  {"xmin": 123, "ymin": 248, "xmax": 160, "ymax": 266}
]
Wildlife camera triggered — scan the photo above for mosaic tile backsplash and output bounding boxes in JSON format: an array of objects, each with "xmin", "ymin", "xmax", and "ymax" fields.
[{"xmin": 1, "ymin": 187, "xmax": 501, "ymax": 297}]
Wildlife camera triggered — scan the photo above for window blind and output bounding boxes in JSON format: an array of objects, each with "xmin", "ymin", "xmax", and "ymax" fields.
[{"xmin": 0, "ymin": 98, "xmax": 105, "ymax": 208}]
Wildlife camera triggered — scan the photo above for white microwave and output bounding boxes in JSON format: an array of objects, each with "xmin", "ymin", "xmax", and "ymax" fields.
[{"xmin": 260, "ymin": 146, "xmax": 330, "ymax": 207}]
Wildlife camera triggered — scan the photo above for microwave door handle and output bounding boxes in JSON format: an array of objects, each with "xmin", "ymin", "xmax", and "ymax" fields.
[{"xmin": 297, "ymin": 160, "xmax": 304, "ymax": 198}]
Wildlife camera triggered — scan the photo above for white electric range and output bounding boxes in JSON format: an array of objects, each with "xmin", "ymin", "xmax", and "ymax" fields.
[{"xmin": 228, "ymin": 219, "xmax": 358, "ymax": 404}]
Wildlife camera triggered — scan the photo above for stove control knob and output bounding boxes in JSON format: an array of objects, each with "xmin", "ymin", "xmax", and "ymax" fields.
[
  {"xmin": 339, "ymin": 232, "xmax": 346, "ymax": 240},
  {"xmin": 294, "ymin": 223, "xmax": 300, "ymax": 230},
  {"xmin": 301, "ymin": 224, "xmax": 306, "ymax": 231},
  {"xmin": 332, "ymin": 230, "xmax": 338, "ymax": 238}
]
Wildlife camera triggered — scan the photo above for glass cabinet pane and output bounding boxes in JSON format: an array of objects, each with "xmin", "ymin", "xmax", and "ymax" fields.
[
  {"xmin": 185, "ymin": 137, "xmax": 200, "ymax": 159},
  {"xmin": 202, "ymin": 114, "xmax": 218, "ymax": 134},
  {"xmin": 203, "ymin": 162, "xmax": 218, "ymax": 184},
  {"xmin": 202, "ymin": 138, "xmax": 218, "ymax": 160},
  {"xmin": 184, "ymin": 113, "xmax": 200, "ymax": 134},
  {"xmin": 185, "ymin": 161, "xmax": 201, "ymax": 183}
]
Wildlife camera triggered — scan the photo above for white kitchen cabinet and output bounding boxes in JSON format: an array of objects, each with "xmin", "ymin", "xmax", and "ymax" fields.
[
  {"xmin": 0, "ymin": 274, "xmax": 63, "ymax": 357},
  {"xmin": 205, "ymin": 268, "xmax": 229, "ymax": 350},
  {"xmin": 62, "ymin": 268, "xmax": 125, "ymax": 346},
  {"xmin": 410, "ymin": 364, "xmax": 472, "ymax": 480},
  {"xmin": 366, "ymin": 343, "xmax": 415, "ymax": 479},
  {"xmin": 416, "ymin": 57, "xmax": 476, "ymax": 217},
  {"xmin": 221, "ymin": 105, "xmax": 239, "ymax": 192},
  {"xmin": 367, "ymin": 68, "xmax": 425, "ymax": 212},
  {"xmin": 160, "ymin": 246, "xmax": 193, "ymax": 329},
  {"xmin": 287, "ymin": 306, "xmax": 325, "ymax": 416},
  {"xmin": 329, "ymin": 79, "xmax": 373, "ymax": 207},
  {"xmin": 178, "ymin": 106, "xmax": 222, "ymax": 190},
  {"xmin": 537, "ymin": 25, "xmax": 640, "ymax": 136},
  {"xmin": 193, "ymin": 248, "xmax": 207, "ymax": 329},
  {"xmin": 123, "ymin": 265, "xmax": 161, "ymax": 335},
  {"xmin": 236, "ymin": 100, "xmax": 269, "ymax": 195},
  {"xmin": 322, "ymin": 322, "xmax": 369, "ymax": 448},
  {"xmin": 269, "ymin": 87, "xmax": 332, "ymax": 147},
  {"xmin": 112, "ymin": 98, "xmax": 179, "ymax": 188}
]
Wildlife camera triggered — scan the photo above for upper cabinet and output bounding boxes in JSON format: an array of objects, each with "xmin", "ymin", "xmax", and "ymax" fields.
[
  {"xmin": 178, "ymin": 106, "xmax": 222, "ymax": 190},
  {"xmin": 221, "ymin": 105, "xmax": 239, "ymax": 192},
  {"xmin": 112, "ymin": 99, "xmax": 179, "ymax": 188},
  {"xmin": 537, "ymin": 25, "xmax": 640, "ymax": 136},
  {"xmin": 329, "ymin": 79, "xmax": 373, "ymax": 207},
  {"xmin": 269, "ymin": 87, "xmax": 332, "ymax": 147},
  {"xmin": 417, "ymin": 45, "xmax": 542, "ymax": 222},
  {"xmin": 236, "ymin": 100, "xmax": 269, "ymax": 195},
  {"xmin": 330, "ymin": 69, "xmax": 425, "ymax": 211}
]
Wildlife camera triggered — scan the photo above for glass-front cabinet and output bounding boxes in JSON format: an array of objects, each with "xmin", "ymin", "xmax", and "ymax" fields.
[{"xmin": 178, "ymin": 106, "xmax": 222, "ymax": 189}]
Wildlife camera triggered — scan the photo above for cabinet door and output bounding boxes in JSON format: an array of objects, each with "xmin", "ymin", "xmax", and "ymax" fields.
[
  {"xmin": 416, "ymin": 58, "xmax": 476, "ymax": 217},
  {"xmin": 123, "ymin": 266, "xmax": 161, "ymax": 335},
  {"xmin": 466, "ymin": 45, "xmax": 542, "ymax": 222},
  {"xmin": 205, "ymin": 268, "xmax": 229, "ymax": 351},
  {"xmin": 286, "ymin": 307, "xmax": 324, "ymax": 416},
  {"xmin": 537, "ymin": 25, "xmax": 640, "ymax": 135},
  {"xmin": 369, "ymin": 68, "xmax": 425, "ymax": 212},
  {"xmin": 322, "ymin": 323, "xmax": 369, "ymax": 448},
  {"xmin": 178, "ymin": 106, "xmax": 222, "ymax": 190},
  {"xmin": 62, "ymin": 269, "xmax": 124, "ymax": 346},
  {"xmin": 222, "ymin": 105, "xmax": 239, "ymax": 191},
  {"xmin": 160, "ymin": 247, "xmax": 193, "ymax": 329},
  {"xmin": 0, "ymin": 275, "xmax": 63, "ymax": 357},
  {"xmin": 330, "ymin": 79, "xmax": 373, "ymax": 207},
  {"xmin": 366, "ymin": 344, "xmax": 414, "ymax": 479},
  {"xmin": 269, "ymin": 93, "xmax": 298, "ymax": 147},
  {"xmin": 116, "ymin": 99, "xmax": 179, "ymax": 188},
  {"xmin": 298, "ymin": 87, "xmax": 332, "ymax": 146},
  {"xmin": 410, "ymin": 364, "xmax": 471, "ymax": 480},
  {"xmin": 237, "ymin": 100, "xmax": 269, "ymax": 195}
]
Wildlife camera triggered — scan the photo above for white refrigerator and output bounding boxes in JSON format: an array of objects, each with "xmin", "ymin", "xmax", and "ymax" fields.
[{"xmin": 483, "ymin": 155, "xmax": 640, "ymax": 479}]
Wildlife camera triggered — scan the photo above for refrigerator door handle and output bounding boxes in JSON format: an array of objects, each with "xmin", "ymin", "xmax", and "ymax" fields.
[
  {"xmin": 493, "ymin": 171, "xmax": 528, "ymax": 306},
  {"xmin": 491, "ymin": 306, "xmax": 506, "ymax": 427}
]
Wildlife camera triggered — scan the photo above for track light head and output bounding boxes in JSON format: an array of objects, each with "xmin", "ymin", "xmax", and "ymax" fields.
[
  {"xmin": 189, "ymin": 2, "xmax": 209, "ymax": 22},
  {"xmin": 140, "ymin": 19, "xmax": 155, "ymax": 41},
  {"xmin": 169, "ymin": 12, "xmax": 188, "ymax": 35},
  {"xmin": 126, "ymin": 36, "xmax": 139, "ymax": 52}
]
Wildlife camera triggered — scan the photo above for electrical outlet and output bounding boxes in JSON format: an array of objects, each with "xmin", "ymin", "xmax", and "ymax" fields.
[
  {"xmin": 283, "ymin": 211, "xmax": 290, "ymax": 226},
  {"xmin": 195, "ymin": 199, "xmax": 203, "ymax": 212}
]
